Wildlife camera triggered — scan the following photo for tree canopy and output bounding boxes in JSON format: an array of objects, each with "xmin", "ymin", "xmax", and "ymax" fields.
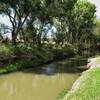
[{"xmin": 0, "ymin": 0, "xmax": 98, "ymax": 50}]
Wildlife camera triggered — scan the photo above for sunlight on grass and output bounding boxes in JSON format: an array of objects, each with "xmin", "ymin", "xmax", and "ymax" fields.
[{"xmin": 63, "ymin": 67, "xmax": 100, "ymax": 100}]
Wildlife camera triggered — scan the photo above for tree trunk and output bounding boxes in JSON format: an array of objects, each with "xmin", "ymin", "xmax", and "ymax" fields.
[{"xmin": 12, "ymin": 31, "xmax": 16, "ymax": 46}]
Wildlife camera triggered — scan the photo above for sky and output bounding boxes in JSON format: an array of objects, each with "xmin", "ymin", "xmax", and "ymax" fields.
[
  {"xmin": 90, "ymin": 0, "xmax": 100, "ymax": 18},
  {"xmin": 0, "ymin": 0, "xmax": 100, "ymax": 27}
]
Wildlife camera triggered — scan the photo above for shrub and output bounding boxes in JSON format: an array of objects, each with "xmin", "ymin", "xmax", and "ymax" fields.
[
  {"xmin": 0, "ymin": 44, "xmax": 14, "ymax": 57},
  {"xmin": 31, "ymin": 46, "xmax": 53, "ymax": 64},
  {"xmin": 4, "ymin": 59, "xmax": 34, "ymax": 72},
  {"xmin": 14, "ymin": 44, "xmax": 33, "ymax": 56},
  {"xmin": 63, "ymin": 44, "xmax": 78, "ymax": 57},
  {"xmin": 51, "ymin": 48, "xmax": 65, "ymax": 60}
]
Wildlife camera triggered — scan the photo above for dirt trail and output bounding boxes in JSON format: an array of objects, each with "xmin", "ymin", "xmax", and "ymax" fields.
[{"xmin": 87, "ymin": 57, "xmax": 100, "ymax": 68}]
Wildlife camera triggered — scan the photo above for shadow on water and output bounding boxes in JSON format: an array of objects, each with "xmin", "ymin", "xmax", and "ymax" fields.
[{"xmin": 22, "ymin": 58, "xmax": 88, "ymax": 76}]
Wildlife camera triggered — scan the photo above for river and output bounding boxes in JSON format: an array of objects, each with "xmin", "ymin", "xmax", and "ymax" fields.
[{"xmin": 0, "ymin": 59, "xmax": 85, "ymax": 100}]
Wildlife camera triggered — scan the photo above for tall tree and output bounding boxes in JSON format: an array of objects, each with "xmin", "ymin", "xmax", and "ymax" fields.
[
  {"xmin": 0, "ymin": 0, "xmax": 34, "ymax": 45},
  {"xmin": 67, "ymin": 0, "xmax": 96, "ymax": 48}
]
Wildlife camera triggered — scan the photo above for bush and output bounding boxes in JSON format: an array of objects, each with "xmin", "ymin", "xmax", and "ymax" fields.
[
  {"xmin": 0, "ymin": 43, "xmax": 78, "ymax": 74},
  {"xmin": 51, "ymin": 44, "xmax": 77, "ymax": 60},
  {"xmin": 14, "ymin": 44, "xmax": 33, "ymax": 56},
  {"xmin": 51, "ymin": 48, "xmax": 65, "ymax": 60},
  {"xmin": 63, "ymin": 44, "xmax": 78, "ymax": 57},
  {"xmin": 4, "ymin": 59, "xmax": 34, "ymax": 73},
  {"xmin": 31, "ymin": 46, "xmax": 53, "ymax": 64},
  {"xmin": 16, "ymin": 59, "xmax": 34, "ymax": 69},
  {"xmin": 0, "ymin": 44, "xmax": 14, "ymax": 57}
]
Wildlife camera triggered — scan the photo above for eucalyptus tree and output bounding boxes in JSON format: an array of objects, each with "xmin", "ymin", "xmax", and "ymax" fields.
[
  {"xmin": 0, "ymin": 0, "xmax": 35, "ymax": 45},
  {"xmin": 79, "ymin": 0, "xmax": 95, "ymax": 48},
  {"xmin": 67, "ymin": 0, "xmax": 96, "ymax": 49},
  {"xmin": 0, "ymin": 0, "xmax": 96, "ymax": 47},
  {"xmin": 49, "ymin": 0, "xmax": 78, "ymax": 45},
  {"xmin": 93, "ymin": 19, "xmax": 100, "ymax": 46}
]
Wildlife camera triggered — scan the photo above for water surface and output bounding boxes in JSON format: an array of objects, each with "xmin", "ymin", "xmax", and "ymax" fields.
[{"xmin": 0, "ymin": 60, "xmax": 81, "ymax": 100}]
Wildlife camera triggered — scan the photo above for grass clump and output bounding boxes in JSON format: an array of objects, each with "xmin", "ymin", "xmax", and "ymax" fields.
[{"xmin": 57, "ymin": 89, "xmax": 68, "ymax": 100}]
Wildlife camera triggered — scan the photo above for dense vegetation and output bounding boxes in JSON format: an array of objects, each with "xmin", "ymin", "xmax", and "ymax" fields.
[
  {"xmin": 0, "ymin": 0, "xmax": 99, "ymax": 47},
  {"xmin": 0, "ymin": 43, "xmax": 77, "ymax": 74},
  {"xmin": 0, "ymin": 0, "xmax": 99, "ymax": 72},
  {"xmin": 0, "ymin": 0, "xmax": 100, "ymax": 100}
]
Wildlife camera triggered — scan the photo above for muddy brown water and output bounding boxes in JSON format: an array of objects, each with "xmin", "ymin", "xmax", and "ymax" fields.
[{"xmin": 0, "ymin": 59, "xmax": 83, "ymax": 100}]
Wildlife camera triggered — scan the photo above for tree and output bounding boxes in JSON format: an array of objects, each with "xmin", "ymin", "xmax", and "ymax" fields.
[
  {"xmin": 67, "ymin": 0, "xmax": 96, "ymax": 48},
  {"xmin": 0, "ymin": 0, "xmax": 96, "ymax": 48},
  {"xmin": 0, "ymin": 0, "xmax": 35, "ymax": 45}
]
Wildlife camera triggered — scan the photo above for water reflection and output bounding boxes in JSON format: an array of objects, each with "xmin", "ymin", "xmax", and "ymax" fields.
[
  {"xmin": 23, "ymin": 58, "xmax": 87, "ymax": 75},
  {"xmin": 0, "ymin": 58, "xmax": 86, "ymax": 100}
]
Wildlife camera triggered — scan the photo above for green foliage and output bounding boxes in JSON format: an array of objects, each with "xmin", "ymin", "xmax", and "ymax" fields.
[
  {"xmin": 52, "ymin": 48, "xmax": 65, "ymax": 60},
  {"xmin": 57, "ymin": 89, "xmax": 68, "ymax": 100},
  {"xmin": 6, "ymin": 63, "xmax": 18, "ymax": 71},
  {"xmin": 72, "ymin": 0, "xmax": 96, "ymax": 44},
  {"xmin": 0, "ymin": 0, "xmax": 97, "ymax": 50},
  {"xmin": 14, "ymin": 44, "xmax": 33, "ymax": 56},
  {"xmin": 0, "ymin": 59, "xmax": 34, "ymax": 74},
  {"xmin": 51, "ymin": 44, "xmax": 77, "ymax": 60},
  {"xmin": 63, "ymin": 44, "xmax": 78, "ymax": 56},
  {"xmin": 0, "ymin": 43, "xmax": 78, "ymax": 74},
  {"xmin": 94, "ymin": 19, "xmax": 100, "ymax": 43},
  {"xmin": 31, "ymin": 47, "xmax": 49, "ymax": 63},
  {"xmin": 15, "ymin": 59, "xmax": 34, "ymax": 69},
  {"xmin": 54, "ymin": 32, "xmax": 66, "ymax": 45},
  {"xmin": 0, "ymin": 44, "xmax": 14, "ymax": 57}
]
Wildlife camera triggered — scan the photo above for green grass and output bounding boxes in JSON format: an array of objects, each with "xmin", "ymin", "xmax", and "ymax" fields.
[
  {"xmin": 57, "ymin": 89, "xmax": 68, "ymax": 100},
  {"xmin": 63, "ymin": 67, "xmax": 100, "ymax": 100}
]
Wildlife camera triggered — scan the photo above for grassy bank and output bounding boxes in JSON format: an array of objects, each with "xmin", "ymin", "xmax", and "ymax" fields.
[
  {"xmin": 0, "ymin": 43, "xmax": 77, "ymax": 74},
  {"xmin": 62, "ymin": 57, "xmax": 100, "ymax": 100}
]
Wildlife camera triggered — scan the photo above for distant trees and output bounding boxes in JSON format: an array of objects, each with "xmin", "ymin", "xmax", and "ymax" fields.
[
  {"xmin": 0, "ymin": 0, "xmax": 98, "ymax": 50},
  {"xmin": 93, "ymin": 19, "xmax": 100, "ymax": 48},
  {"xmin": 53, "ymin": 0, "xmax": 96, "ymax": 49},
  {"xmin": 69, "ymin": 0, "xmax": 96, "ymax": 49}
]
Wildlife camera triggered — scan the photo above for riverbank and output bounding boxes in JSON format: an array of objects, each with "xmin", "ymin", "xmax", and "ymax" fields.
[
  {"xmin": 0, "ymin": 43, "xmax": 78, "ymax": 74},
  {"xmin": 62, "ymin": 56, "xmax": 100, "ymax": 100}
]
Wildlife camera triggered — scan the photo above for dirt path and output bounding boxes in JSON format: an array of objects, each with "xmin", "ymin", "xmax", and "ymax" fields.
[{"xmin": 87, "ymin": 56, "xmax": 100, "ymax": 68}]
